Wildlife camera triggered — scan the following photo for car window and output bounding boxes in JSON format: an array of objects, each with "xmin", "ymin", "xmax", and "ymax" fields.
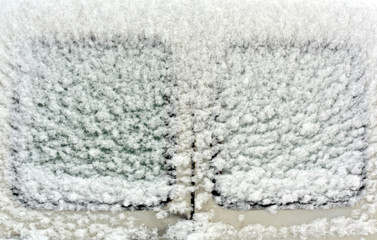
[
  {"xmin": 10, "ymin": 35, "xmax": 176, "ymax": 210},
  {"xmin": 211, "ymin": 42, "xmax": 367, "ymax": 210}
]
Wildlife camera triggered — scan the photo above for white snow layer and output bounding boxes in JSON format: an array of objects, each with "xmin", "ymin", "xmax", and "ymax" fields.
[
  {"xmin": 212, "ymin": 42, "xmax": 368, "ymax": 209},
  {"xmin": 10, "ymin": 36, "xmax": 175, "ymax": 209},
  {"xmin": 1, "ymin": 0, "xmax": 377, "ymax": 239}
]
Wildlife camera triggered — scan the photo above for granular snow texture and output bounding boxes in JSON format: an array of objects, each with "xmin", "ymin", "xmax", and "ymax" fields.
[
  {"xmin": 211, "ymin": 42, "xmax": 369, "ymax": 209},
  {"xmin": 10, "ymin": 36, "xmax": 176, "ymax": 210},
  {"xmin": 1, "ymin": 0, "xmax": 377, "ymax": 239}
]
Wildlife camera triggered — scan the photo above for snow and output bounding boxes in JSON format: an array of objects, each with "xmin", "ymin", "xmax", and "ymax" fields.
[
  {"xmin": 0, "ymin": 0, "xmax": 377, "ymax": 239},
  {"xmin": 9, "ymin": 36, "xmax": 176, "ymax": 210},
  {"xmin": 211, "ymin": 42, "xmax": 369, "ymax": 209}
]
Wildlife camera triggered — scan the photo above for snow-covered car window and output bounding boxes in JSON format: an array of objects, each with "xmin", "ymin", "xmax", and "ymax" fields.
[
  {"xmin": 10, "ymin": 35, "xmax": 176, "ymax": 210},
  {"xmin": 211, "ymin": 42, "xmax": 367, "ymax": 210}
]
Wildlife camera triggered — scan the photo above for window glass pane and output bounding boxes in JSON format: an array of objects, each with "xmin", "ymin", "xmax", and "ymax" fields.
[
  {"xmin": 10, "ymin": 36, "xmax": 175, "ymax": 210},
  {"xmin": 212, "ymin": 42, "xmax": 367, "ymax": 209}
]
